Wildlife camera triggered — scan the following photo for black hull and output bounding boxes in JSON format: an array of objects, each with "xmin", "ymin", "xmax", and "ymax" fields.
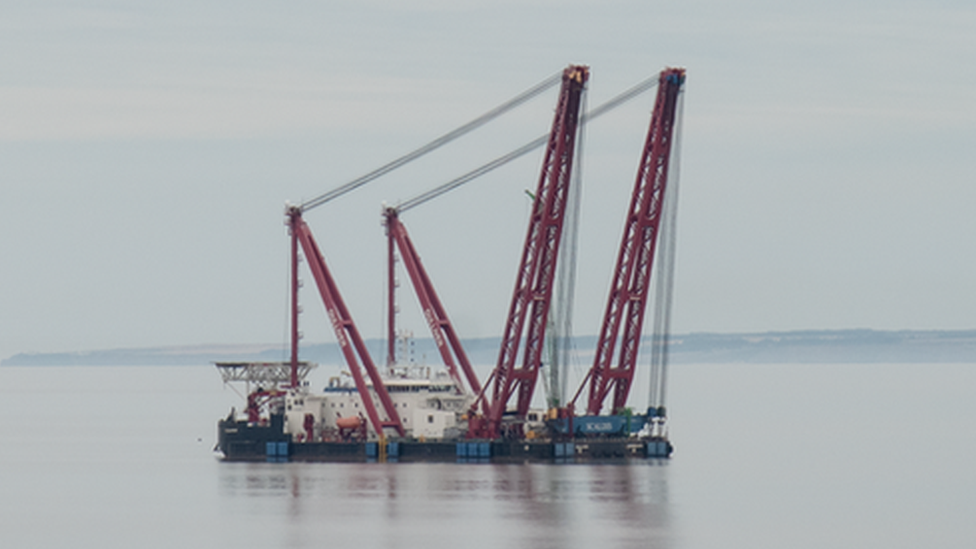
[{"xmin": 217, "ymin": 416, "xmax": 672, "ymax": 463}]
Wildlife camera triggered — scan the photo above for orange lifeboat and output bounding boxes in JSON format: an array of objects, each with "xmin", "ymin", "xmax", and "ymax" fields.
[{"xmin": 336, "ymin": 416, "xmax": 362, "ymax": 430}]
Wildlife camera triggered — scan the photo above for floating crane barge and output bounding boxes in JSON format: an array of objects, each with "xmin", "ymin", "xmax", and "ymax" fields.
[
  {"xmin": 216, "ymin": 360, "xmax": 670, "ymax": 462},
  {"xmin": 216, "ymin": 66, "xmax": 685, "ymax": 463}
]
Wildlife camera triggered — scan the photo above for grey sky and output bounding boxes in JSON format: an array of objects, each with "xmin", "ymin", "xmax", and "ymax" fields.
[{"xmin": 2, "ymin": 1, "xmax": 974, "ymax": 358}]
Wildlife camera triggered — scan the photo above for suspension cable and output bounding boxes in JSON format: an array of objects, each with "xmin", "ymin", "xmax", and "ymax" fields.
[
  {"xmin": 396, "ymin": 74, "xmax": 661, "ymax": 213},
  {"xmin": 299, "ymin": 72, "xmax": 562, "ymax": 213},
  {"xmin": 649, "ymin": 88, "xmax": 686, "ymax": 413}
]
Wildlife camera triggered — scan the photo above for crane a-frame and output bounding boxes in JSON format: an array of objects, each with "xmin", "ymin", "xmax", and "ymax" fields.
[{"xmin": 287, "ymin": 206, "xmax": 407, "ymax": 438}]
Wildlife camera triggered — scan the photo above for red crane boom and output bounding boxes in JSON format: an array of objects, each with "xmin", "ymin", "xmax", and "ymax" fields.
[
  {"xmin": 470, "ymin": 65, "xmax": 589, "ymax": 438},
  {"xmin": 383, "ymin": 207, "xmax": 484, "ymax": 402},
  {"xmin": 287, "ymin": 206, "xmax": 406, "ymax": 438},
  {"xmin": 572, "ymin": 67, "xmax": 685, "ymax": 416}
]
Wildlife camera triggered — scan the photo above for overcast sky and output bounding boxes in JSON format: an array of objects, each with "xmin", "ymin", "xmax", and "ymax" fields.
[{"xmin": 1, "ymin": 1, "xmax": 974, "ymax": 358}]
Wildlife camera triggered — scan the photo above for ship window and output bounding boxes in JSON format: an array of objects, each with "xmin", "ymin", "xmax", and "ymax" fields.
[
  {"xmin": 428, "ymin": 415, "xmax": 434, "ymax": 424},
  {"xmin": 403, "ymin": 403, "xmax": 407, "ymax": 407},
  {"xmin": 529, "ymin": 413, "xmax": 538, "ymax": 421},
  {"xmin": 340, "ymin": 403, "xmax": 344, "ymax": 408}
]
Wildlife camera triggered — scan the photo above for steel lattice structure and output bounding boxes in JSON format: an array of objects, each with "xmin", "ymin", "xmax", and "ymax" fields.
[
  {"xmin": 215, "ymin": 361, "xmax": 316, "ymax": 387},
  {"xmin": 470, "ymin": 65, "xmax": 589, "ymax": 438}
]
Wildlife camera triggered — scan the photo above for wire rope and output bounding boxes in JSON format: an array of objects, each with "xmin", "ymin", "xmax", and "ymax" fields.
[
  {"xmin": 648, "ymin": 89, "xmax": 685, "ymax": 412},
  {"xmin": 299, "ymin": 72, "xmax": 562, "ymax": 212},
  {"xmin": 397, "ymin": 75, "xmax": 661, "ymax": 213},
  {"xmin": 547, "ymin": 88, "xmax": 587, "ymax": 408}
]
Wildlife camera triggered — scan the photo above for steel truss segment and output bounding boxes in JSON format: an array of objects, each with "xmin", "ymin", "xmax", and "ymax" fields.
[
  {"xmin": 579, "ymin": 67, "xmax": 685, "ymax": 416},
  {"xmin": 384, "ymin": 208, "xmax": 485, "ymax": 408},
  {"xmin": 483, "ymin": 65, "xmax": 589, "ymax": 437},
  {"xmin": 215, "ymin": 361, "xmax": 316, "ymax": 387},
  {"xmin": 288, "ymin": 208, "xmax": 406, "ymax": 438}
]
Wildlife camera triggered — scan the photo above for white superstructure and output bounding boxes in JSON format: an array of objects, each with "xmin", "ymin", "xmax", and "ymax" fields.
[{"xmin": 283, "ymin": 367, "xmax": 474, "ymax": 441}]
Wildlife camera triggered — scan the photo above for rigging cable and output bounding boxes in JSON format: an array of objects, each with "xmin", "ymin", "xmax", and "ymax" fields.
[
  {"xmin": 396, "ymin": 74, "xmax": 661, "ymax": 213},
  {"xmin": 648, "ymin": 87, "xmax": 685, "ymax": 413},
  {"xmin": 546, "ymin": 87, "xmax": 587, "ymax": 408},
  {"xmin": 299, "ymin": 72, "xmax": 562, "ymax": 213}
]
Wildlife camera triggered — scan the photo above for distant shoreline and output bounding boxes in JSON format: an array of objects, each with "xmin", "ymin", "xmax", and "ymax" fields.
[{"xmin": 3, "ymin": 329, "xmax": 974, "ymax": 366}]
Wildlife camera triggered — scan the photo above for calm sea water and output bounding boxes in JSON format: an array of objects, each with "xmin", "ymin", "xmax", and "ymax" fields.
[{"xmin": 0, "ymin": 362, "xmax": 973, "ymax": 548}]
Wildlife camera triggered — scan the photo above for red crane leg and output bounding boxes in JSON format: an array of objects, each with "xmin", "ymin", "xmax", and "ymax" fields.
[
  {"xmin": 290, "ymin": 210, "xmax": 300, "ymax": 388},
  {"xmin": 481, "ymin": 65, "xmax": 589, "ymax": 438},
  {"xmin": 384, "ymin": 208, "xmax": 484, "ymax": 405}
]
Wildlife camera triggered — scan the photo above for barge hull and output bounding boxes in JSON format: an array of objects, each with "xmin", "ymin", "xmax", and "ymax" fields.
[
  {"xmin": 219, "ymin": 419, "xmax": 672, "ymax": 462},
  {"xmin": 219, "ymin": 415, "xmax": 672, "ymax": 463}
]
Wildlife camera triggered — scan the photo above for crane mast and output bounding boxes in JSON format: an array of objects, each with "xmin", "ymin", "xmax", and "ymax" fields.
[
  {"xmin": 470, "ymin": 65, "xmax": 589, "ymax": 439},
  {"xmin": 572, "ymin": 67, "xmax": 685, "ymax": 417}
]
